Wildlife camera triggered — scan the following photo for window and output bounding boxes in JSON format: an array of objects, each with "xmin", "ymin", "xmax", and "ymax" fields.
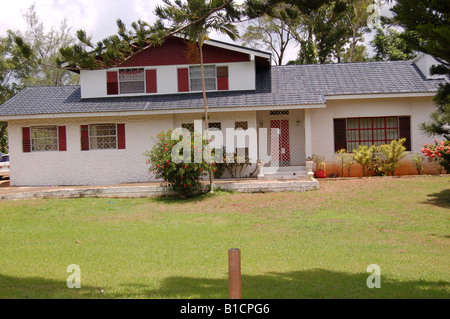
[
  {"xmin": 89, "ymin": 124, "xmax": 117, "ymax": 150},
  {"xmin": 347, "ymin": 117, "xmax": 398, "ymax": 151},
  {"xmin": 208, "ymin": 122, "xmax": 222, "ymax": 131},
  {"xmin": 0, "ymin": 155, "xmax": 9, "ymax": 162},
  {"xmin": 190, "ymin": 65, "xmax": 217, "ymax": 91},
  {"xmin": 235, "ymin": 121, "xmax": 248, "ymax": 130},
  {"xmin": 31, "ymin": 126, "xmax": 58, "ymax": 152},
  {"xmin": 270, "ymin": 110, "xmax": 289, "ymax": 116},
  {"xmin": 119, "ymin": 68, "xmax": 145, "ymax": 94},
  {"xmin": 334, "ymin": 117, "xmax": 411, "ymax": 152},
  {"xmin": 181, "ymin": 123, "xmax": 195, "ymax": 133}
]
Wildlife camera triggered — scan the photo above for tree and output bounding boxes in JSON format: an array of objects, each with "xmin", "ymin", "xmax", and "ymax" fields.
[
  {"xmin": 390, "ymin": 0, "xmax": 450, "ymax": 139},
  {"xmin": 370, "ymin": 27, "xmax": 417, "ymax": 61},
  {"xmin": 12, "ymin": 4, "xmax": 79, "ymax": 86},
  {"xmin": 342, "ymin": 0, "xmax": 373, "ymax": 63},
  {"xmin": 339, "ymin": 44, "xmax": 369, "ymax": 63},
  {"xmin": 241, "ymin": 13, "xmax": 296, "ymax": 65},
  {"xmin": 1, "ymin": 5, "xmax": 79, "ymax": 153},
  {"xmin": 155, "ymin": 0, "xmax": 240, "ymax": 192}
]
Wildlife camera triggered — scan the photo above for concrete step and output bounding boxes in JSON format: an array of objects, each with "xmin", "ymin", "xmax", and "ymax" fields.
[{"xmin": 258, "ymin": 166, "xmax": 308, "ymax": 180}]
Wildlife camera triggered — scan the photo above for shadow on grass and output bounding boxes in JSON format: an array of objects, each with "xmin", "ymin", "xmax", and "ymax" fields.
[
  {"xmin": 424, "ymin": 189, "xmax": 450, "ymax": 208},
  {"xmin": 152, "ymin": 189, "xmax": 237, "ymax": 204},
  {"xmin": 0, "ymin": 274, "xmax": 101, "ymax": 299},
  {"xmin": 136, "ymin": 269, "xmax": 449, "ymax": 299},
  {"xmin": 2, "ymin": 269, "xmax": 448, "ymax": 299}
]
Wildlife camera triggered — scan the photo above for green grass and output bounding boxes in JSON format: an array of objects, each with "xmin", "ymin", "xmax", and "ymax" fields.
[{"xmin": 0, "ymin": 176, "xmax": 449, "ymax": 299}]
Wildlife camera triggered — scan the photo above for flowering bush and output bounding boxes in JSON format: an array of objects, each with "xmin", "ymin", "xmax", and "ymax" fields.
[
  {"xmin": 144, "ymin": 129, "xmax": 217, "ymax": 198},
  {"xmin": 421, "ymin": 140, "xmax": 450, "ymax": 173}
]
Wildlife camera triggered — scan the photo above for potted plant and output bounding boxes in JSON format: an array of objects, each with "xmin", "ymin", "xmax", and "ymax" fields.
[{"xmin": 312, "ymin": 154, "xmax": 327, "ymax": 178}]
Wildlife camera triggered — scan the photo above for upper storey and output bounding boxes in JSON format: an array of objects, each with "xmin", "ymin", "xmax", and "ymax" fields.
[{"xmin": 80, "ymin": 37, "xmax": 272, "ymax": 99}]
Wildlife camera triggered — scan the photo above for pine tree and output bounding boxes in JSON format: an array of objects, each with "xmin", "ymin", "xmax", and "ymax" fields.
[{"xmin": 391, "ymin": 0, "xmax": 450, "ymax": 139}]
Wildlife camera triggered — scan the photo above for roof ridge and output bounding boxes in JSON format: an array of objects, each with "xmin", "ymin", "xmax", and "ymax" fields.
[
  {"xmin": 24, "ymin": 85, "xmax": 81, "ymax": 89},
  {"xmin": 273, "ymin": 60, "xmax": 413, "ymax": 68}
]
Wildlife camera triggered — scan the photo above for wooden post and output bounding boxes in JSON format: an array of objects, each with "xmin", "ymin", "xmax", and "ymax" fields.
[{"xmin": 228, "ymin": 248, "xmax": 241, "ymax": 299}]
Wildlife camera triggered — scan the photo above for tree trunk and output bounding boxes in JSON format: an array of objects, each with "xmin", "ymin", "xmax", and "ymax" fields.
[{"xmin": 198, "ymin": 35, "xmax": 213, "ymax": 193}]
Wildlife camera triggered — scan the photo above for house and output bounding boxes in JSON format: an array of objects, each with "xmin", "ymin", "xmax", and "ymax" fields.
[{"xmin": 0, "ymin": 37, "xmax": 445, "ymax": 186}]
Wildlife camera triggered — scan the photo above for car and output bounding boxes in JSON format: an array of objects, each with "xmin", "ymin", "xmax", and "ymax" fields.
[{"xmin": 0, "ymin": 154, "xmax": 10, "ymax": 180}]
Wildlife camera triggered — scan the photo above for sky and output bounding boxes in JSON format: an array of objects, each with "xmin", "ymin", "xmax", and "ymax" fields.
[{"xmin": 0, "ymin": 0, "xmax": 395, "ymax": 64}]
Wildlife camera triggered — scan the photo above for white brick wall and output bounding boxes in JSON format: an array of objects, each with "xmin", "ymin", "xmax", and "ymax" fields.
[{"xmin": 8, "ymin": 115, "xmax": 174, "ymax": 186}]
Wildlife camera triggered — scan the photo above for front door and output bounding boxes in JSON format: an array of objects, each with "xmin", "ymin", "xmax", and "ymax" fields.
[{"xmin": 270, "ymin": 119, "xmax": 290, "ymax": 166}]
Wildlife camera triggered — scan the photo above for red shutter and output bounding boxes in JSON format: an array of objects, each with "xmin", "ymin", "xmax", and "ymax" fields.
[
  {"xmin": 107, "ymin": 71, "xmax": 119, "ymax": 95},
  {"xmin": 22, "ymin": 127, "xmax": 31, "ymax": 153},
  {"xmin": 217, "ymin": 66, "xmax": 229, "ymax": 91},
  {"xmin": 146, "ymin": 69, "xmax": 157, "ymax": 93},
  {"xmin": 177, "ymin": 68, "xmax": 190, "ymax": 92},
  {"xmin": 80, "ymin": 125, "xmax": 89, "ymax": 151},
  {"xmin": 58, "ymin": 126, "xmax": 67, "ymax": 152},
  {"xmin": 399, "ymin": 116, "xmax": 411, "ymax": 151},
  {"xmin": 334, "ymin": 119, "xmax": 347, "ymax": 152},
  {"xmin": 117, "ymin": 124, "xmax": 126, "ymax": 150}
]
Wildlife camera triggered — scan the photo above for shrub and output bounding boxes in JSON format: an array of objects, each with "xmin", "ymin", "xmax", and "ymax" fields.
[
  {"xmin": 412, "ymin": 153, "xmax": 425, "ymax": 175},
  {"xmin": 144, "ymin": 129, "xmax": 215, "ymax": 198},
  {"xmin": 335, "ymin": 149, "xmax": 354, "ymax": 177},
  {"xmin": 352, "ymin": 145, "xmax": 373, "ymax": 177},
  {"xmin": 421, "ymin": 140, "xmax": 450, "ymax": 173},
  {"xmin": 369, "ymin": 139, "xmax": 408, "ymax": 176}
]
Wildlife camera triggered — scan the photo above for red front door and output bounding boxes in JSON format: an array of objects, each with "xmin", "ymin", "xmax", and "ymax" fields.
[{"xmin": 270, "ymin": 119, "xmax": 290, "ymax": 166}]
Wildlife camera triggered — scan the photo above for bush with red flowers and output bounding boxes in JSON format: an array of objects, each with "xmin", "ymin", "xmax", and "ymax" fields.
[
  {"xmin": 144, "ymin": 129, "xmax": 217, "ymax": 198},
  {"xmin": 421, "ymin": 140, "xmax": 450, "ymax": 173}
]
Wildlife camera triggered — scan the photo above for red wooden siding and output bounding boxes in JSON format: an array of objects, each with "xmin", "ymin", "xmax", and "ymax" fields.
[
  {"xmin": 106, "ymin": 71, "xmax": 119, "ymax": 95},
  {"xmin": 399, "ymin": 116, "xmax": 411, "ymax": 151},
  {"xmin": 145, "ymin": 69, "xmax": 157, "ymax": 94},
  {"xmin": 177, "ymin": 68, "xmax": 190, "ymax": 92},
  {"xmin": 80, "ymin": 125, "xmax": 90, "ymax": 151},
  {"xmin": 120, "ymin": 37, "xmax": 249, "ymax": 68},
  {"xmin": 333, "ymin": 119, "xmax": 347, "ymax": 152},
  {"xmin": 58, "ymin": 126, "xmax": 67, "ymax": 152},
  {"xmin": 217, "ymin": 66, "xmax": 229, "ymax": 91},
  {"xmin": 22, "ymin": 127, "xmax": 31, "ymax": 153},
  {"xmin": 117, "ymin": 124, "xmax": 126, "ymax": 150}
]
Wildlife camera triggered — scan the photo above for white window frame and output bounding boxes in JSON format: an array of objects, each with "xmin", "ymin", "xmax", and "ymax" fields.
[
  {"xmin": 30, "ymin": 125, "xmax": 59, "ymax": 152},
  {"xmin": 118, "ymin": 68, "xmax": 146, "ymax": 95},
  {"xmin": 189, "ymin": 65, "xmax": 217, "ymax": 92},
  {"xmin": 89, "ymin": 123, "xmax": 118, "ymax": 150}
]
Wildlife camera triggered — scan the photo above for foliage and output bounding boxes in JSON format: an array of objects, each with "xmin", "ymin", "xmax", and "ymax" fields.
[
  {"xmin": 352, "ymin": 145, "xmax": 373, "ymax": 177},
  {"xmin": 390, "ymin": 0, "xmax": 450, "ymax": 139},
  {"xmin": 368, "ymin": 138, "xmax": 408, "ymax": 176},
  {"xmin": 144, "ymin": 129, "xmax": 215, "ymax": 198},
  {"xmin": 0, "ymin": 126, "xmax": 7, "ymax": 154},
  {"xmin": 421, "ymin": 140, "xmax": 450, "ymax": 173},
  {"xmin": 412, "ymin": 153, "xmax": 425, "ymax": 175},
  {"xmin": 370, "ymin": 27, "xmax": 417, "ymax": 61},
  {"xmin": 241, "ymin": 12, "xmax": 296, "ymax": 65},
  {"xmin": 335, "ymin": 149, "xmax": 354, "ymax": 177},
  {"xmin": 55, "ymin": 0, "xmax": 239, "ymax": 71},
  {"xmin": 11, "ymin": 4, "xmax": 79, "ymax": 86}
]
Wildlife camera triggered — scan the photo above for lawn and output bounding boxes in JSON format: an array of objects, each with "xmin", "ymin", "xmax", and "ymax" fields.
[{"xmin": 0, "ymin": 176, "xmax": 449, "ymax": 299}]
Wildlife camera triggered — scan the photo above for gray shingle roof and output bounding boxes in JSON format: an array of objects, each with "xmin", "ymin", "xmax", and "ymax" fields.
[{"xmin": 0, "ymin": 60, "xmax": 443, "ymax": 117}]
